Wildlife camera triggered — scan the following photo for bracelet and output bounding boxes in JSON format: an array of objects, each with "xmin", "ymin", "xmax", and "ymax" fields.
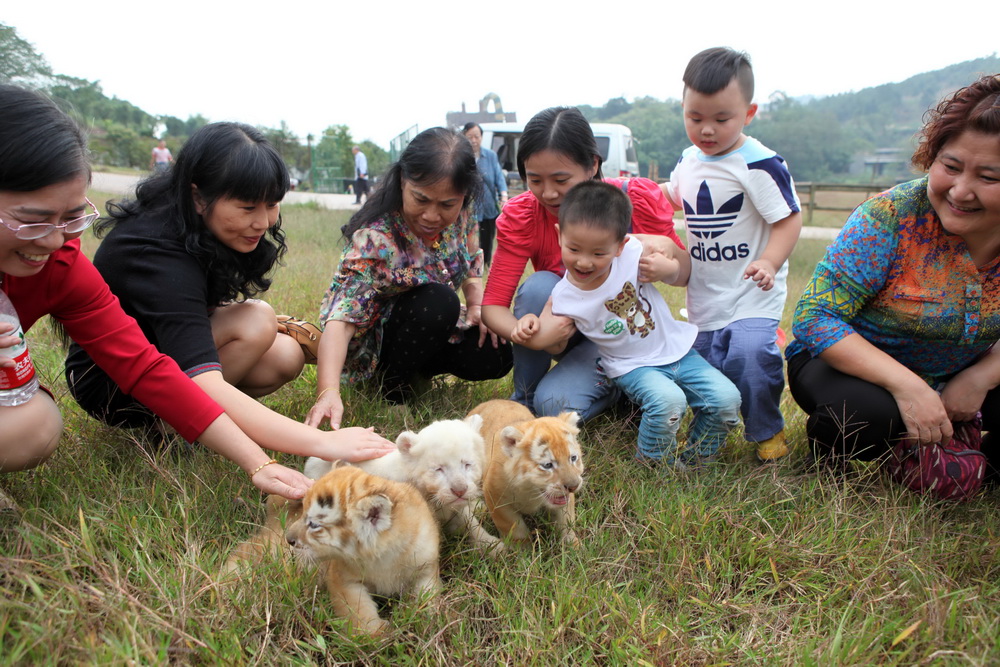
[
  {"xmin": 461, "ymin": 277, "xmax": 482, "ymax": 287},
  {"xmin": 316, "ymin": 387, "xmax": 338, "ymax": 401},
  {"xmin": 250, "ymin": 459, "xmax": 278, "ymax": 477}
]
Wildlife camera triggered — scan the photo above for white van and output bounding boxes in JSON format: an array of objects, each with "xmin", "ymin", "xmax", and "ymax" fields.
[{"xmin": 479, "ymin": 121, "xmax": 640, "ymax": 188}]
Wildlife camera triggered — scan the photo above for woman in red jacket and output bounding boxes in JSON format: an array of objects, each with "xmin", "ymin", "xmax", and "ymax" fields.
[{"xmin": 482, "ymin": 106, "xmax": 684, "ymax": 421}]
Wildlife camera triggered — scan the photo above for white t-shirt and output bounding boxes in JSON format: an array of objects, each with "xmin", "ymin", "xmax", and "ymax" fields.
[
  {"xmin": 666, "ymin": 136, "xmax": 800, "ymax": 331},
  {"xmin": 550, "ymin": 237, "xmax": 697, "ymax": 378}
]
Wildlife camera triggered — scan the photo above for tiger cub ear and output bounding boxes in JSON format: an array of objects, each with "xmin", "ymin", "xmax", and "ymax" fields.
[
  {"xmin": 498, "ymin": 425, "xmax": 523, "ymax": 457},
  {"xmin": 396, "ymin": 431, "xmax": 419, "ymax": 454},
  {"xmin": 353, "ymin": 494, "xmax": 394, "ymax": 537},
  {"xmin": 464, "ymin": 413, "xmax": 484, "ymax": 435},
  {"xmin": 558, "ymin": 411, "xmax": 581, "ymax": 432}
]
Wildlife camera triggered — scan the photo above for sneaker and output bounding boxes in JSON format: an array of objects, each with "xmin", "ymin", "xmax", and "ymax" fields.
[{"xmin": 755, "ymin": 431, "xmax": 789, "ymax": 462}]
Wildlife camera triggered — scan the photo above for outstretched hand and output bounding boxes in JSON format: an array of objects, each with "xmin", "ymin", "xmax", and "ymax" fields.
[
  {"xmin": 250, "ymin": 462, "xmax": 313, "ymax": 499},
  {"xmin": 305, "ymin": 389, "xmax": 344, "ymax": 430},
  {"xmin": 316, "ymin": 426, "xmax": 396, "ymax": 463}
]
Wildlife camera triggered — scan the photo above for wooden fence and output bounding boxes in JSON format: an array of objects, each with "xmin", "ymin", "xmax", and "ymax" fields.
[{"xmin": 796, "ymin": 182, "xmax": 895, "ymax": 226}]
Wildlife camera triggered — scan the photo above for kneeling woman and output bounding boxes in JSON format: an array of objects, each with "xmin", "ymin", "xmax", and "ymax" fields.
[
  {"xmin": 65, "ymin": 121, "xmax": 394, "ymax": 462},
  {"xmin": 305, "ymin": 128, "xmax": 512, "ymax": 430}
]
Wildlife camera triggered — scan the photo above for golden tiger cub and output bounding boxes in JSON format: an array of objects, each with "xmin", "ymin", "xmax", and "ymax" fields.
[
  {"xmin": 468, "ymin": 399, "xmax": 585, "ymax": 546},
  {"xmin": 303, "ymin": 415, "xmax": 501, "ymax": 550},
  {"xmin": 227, "ymin": 464, "xmax": 441, "ymax": 636}
]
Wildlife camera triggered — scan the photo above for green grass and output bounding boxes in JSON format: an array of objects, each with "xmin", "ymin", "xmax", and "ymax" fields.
[{"xmin": 1, "ymin": 199, "xmax": 998, "ymax": 665}]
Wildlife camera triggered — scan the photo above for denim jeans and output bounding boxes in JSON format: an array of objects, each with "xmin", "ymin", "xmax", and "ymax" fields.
[
  {"xmin": 510, "ymin": 271, "xmax": 619, "ymax": 422},
  {"xmin": 693, "ymin": 318, "xmax": 785, "ymax": 442},
  {"xmin": 614, "ymin": 349, "xmax": 741, "ymax": 463}
]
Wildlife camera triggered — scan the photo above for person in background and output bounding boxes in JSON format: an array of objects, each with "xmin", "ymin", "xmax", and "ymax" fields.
[
  {"xmin": 65, "ymin": 121, "xmax": 394, "ymax": 469},
  {"xmin": 352, "ymin": 145, "xmax": 369, "ymax": 205},
  {"xmin": 0, "ymin": 85, "xmax": 324, "ymax": 506},
  {"xmin": 663, "ymin": 47, "xmax": 802, "ymax": 462},
  {"xmin": 462, "ymin": 122, "xmax": 508, "ymax": 266},
  {"xmin": 481, "ymin": 106, "xmax": 684, "ymax": 423},
  {"xmin": 306, "ymin": 128, "xmax": 512, "ymax": 429},
  {"xmin": 786, "ymin": 73, "xmax": 1000, "ymax": 470},
  {"xmin": 149, "ymin": 139, "xmax": 172, "ymax": 173}
]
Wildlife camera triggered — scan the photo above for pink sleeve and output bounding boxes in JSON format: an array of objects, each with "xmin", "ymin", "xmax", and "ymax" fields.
[{"xmin": 621, "ymin": 177, "xmax": 686, "ymax": 250}]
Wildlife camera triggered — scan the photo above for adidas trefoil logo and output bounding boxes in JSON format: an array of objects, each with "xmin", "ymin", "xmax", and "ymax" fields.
[{"xmin": 684, "ymin": 180, "xmax": 743, "ymax": 239}]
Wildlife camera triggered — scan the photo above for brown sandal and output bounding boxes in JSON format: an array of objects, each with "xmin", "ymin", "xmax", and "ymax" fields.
[{"xmin": 276, "ymin": 315, "xmax": 322, "ymax": 364}]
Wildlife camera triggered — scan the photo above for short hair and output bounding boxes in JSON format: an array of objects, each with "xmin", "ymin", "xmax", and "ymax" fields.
[
  {"xmin": 912, "ymin": 73, "xmax": 1000, "ymax": 170},
  {"xmin": 0, "ymin": 84, "xmax": 90, "ymax": 192},
  {"xmin": 558, "ymin": 180, "xmax": 631, "ymax": 241},
  {"xmin": 461, "ymin": 122, "xmax": 482, "ymax": 135},
  {"xmin": 683, "ymin": 47, "xmax": 754, "ymax": 104},
  {"xmin": 516, "ymin": 107, "xmax": 603, "ymax": 182},
  {"xmin": 343, "ymin": 127, "xmax": 481, "ymax": 238}
]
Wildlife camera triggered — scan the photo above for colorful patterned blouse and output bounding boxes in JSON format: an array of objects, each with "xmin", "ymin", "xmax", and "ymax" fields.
[
  {"xmin": 319, "ymin": 210, "xmax": 483, "ymax": 383},
  {"xmin": 787, "ymin": 177, "xmax": 1000, "ymax": 384}
]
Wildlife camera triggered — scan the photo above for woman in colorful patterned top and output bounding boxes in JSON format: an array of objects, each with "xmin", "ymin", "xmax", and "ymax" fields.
[
  {"xmin": 305, "ymin": 128, "xmax": 512, "ymax": 429},
  {"xmin": 786, "ymin": 74, "xmax": 1000, "ymax": 465}
]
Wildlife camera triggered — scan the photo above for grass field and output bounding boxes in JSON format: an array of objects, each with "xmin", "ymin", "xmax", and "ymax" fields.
[{"xmin": 1, "ymin": 195, "xmax": 998, "ymax": 666}]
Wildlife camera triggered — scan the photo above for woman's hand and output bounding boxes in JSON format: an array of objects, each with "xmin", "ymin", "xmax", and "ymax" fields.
[
  {"xmin": 465, "ymin": 304, "xmax": 501, "ymax": 348},
  {"xmin": 250, "ymin": 462, "xmax": 314, "ymax": 499},
  {"xmin": 0, "ymin": 322, "xmax": 19, "ymax": 368},
  {"xmin": 892, "ymin": 380, "xmax": 953, "ymax": 445},
  {"xmin": 941, "ymin": 368, "xmax": 992, "ymax": 423},
  {"xmin": 538, "ymin": 307, "xmax": 576, "ymax": 345},
  {"xmin": 315, "ymin": 426, "xmax": 395, "ymax": 462},
  {"xmin": 305, "ymin": 388, "xmax": 344, "ymax": 429}
]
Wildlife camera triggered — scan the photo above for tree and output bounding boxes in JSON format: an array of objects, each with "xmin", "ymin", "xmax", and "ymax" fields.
[{"xmin": 0, "ymin": 23, "xmax": 52, "ymax": 84}]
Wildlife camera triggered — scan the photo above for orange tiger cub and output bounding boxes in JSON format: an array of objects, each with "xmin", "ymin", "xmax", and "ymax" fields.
[
  {"xmin": 468, "ymin": 399, "xmax": 585, "ymax": 546},
  {"xmin": 226, "ymin": 464, "xmax": 441, "ymax": 636}
]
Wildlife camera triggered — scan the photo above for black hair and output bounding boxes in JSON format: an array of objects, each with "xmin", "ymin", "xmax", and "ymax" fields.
[
  {"xmin": 558, "ymin": 180, "xmax": 631, "ymax": 241},
  {"xmin": 516, "ymin": 107, "xmax": 602, "ymax": 182},
  {"xmin": 683, "ymin": 47, "xmax": 754, "ymax": 104},
  {"xmin": 342, "ymin": 127, "xmax": 480, "ymax": 238},
  {"xmin": 0, "ymin": 85, "xmax": 90, "ymax": 192},
  {"xmin": 98, "ymin": 122, "xmax": 289, "ymax": 304},
  {"xmin": 462, "ymin": 122, "xmax": 482, "ymax": 135}
]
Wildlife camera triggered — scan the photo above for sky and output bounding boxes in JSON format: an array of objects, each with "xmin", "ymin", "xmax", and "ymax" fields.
[{"xmin": 5, "ymin": 1, "xmax": 998, "ymax": 149}]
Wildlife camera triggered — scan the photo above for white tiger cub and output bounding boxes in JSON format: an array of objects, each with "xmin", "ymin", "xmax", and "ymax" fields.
[{"xmin": 304, "ymin": 415, "xmax": 501, "ymax": 550}]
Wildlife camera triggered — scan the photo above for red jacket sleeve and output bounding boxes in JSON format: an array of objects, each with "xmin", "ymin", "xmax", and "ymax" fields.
[{"xmin": 617, "ymin": 177, "xmax": 686, "ymax": 249}]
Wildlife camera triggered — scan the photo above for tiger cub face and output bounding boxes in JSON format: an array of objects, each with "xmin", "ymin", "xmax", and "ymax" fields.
[{"xmin": 285, "ymin": 464, "xmax": 442, "ymax": 635}]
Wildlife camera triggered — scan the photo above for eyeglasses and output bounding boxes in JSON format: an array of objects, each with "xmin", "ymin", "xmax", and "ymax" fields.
[{"xmin": 0, "ymin": 197, "xmax": 100, "ymax": 240}]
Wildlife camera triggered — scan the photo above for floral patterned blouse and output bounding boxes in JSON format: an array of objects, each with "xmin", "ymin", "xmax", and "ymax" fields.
[
  {"xmin": 320, "ymin": 210, "xmax": 483, "ymax": 382},
  {"xmin": 786, "ymin": 177, "xmax": 1000, "ymax": 384}
]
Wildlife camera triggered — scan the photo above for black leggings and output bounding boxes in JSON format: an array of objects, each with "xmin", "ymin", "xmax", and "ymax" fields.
[
  {"xmin": 479, "ymin": 216, "xmax": 497, "ymax": 267},
  {"xmin": 787, "ymin": 350, "xmax": 1000, "ymax": 466},
  {"xmin": 376, "ymin": 283, "xmax": 512, "ymax": 402}
]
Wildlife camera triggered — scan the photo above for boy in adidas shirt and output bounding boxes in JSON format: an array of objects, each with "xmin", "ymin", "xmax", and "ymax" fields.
[
  {"xmin": 512, "ymin": 181, "xmax": 741, "ymax": 467},
  {"xmin": 663, "ymin": 47, "xmax": 802, "ymax": 461}
]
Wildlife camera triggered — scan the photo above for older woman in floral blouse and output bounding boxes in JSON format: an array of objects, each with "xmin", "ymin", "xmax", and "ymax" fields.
[{"xmin": 305, "ymin": 128, "xmax": 512, "ymax": 429}]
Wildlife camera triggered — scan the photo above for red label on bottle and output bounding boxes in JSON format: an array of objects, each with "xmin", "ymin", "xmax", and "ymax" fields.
[{"xmin": 0, "ymin": 348, "xmax": 36, "ymax": 389}]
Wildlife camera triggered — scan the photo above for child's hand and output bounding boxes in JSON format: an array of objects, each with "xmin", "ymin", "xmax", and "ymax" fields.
[
  {"xmin": 511, "ymin": 313, "xmax": 541, "ymax": 345},
  {"xmin": 744, "ymin": 258, "xmax": 778, "ymax": 291},
  {"xmin": 639, "ymin": 252, "xmax": 680, "ymax": 284}
]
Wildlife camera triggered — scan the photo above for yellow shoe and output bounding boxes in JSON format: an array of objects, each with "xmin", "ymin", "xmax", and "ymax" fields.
[{"xmin": 755, "ymin": 431, "xmax": 788, "ymax": 462}]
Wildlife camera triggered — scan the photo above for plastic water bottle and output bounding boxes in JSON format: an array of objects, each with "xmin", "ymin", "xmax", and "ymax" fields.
[{"xmin": 0, "ymin": 289, "xmax": 39, "ymax": 407}]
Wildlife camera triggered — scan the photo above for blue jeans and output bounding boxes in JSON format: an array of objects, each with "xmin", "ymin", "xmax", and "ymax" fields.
[
  {"xmin": 694, "ymin": 318, "xmax": 785, "ymax": 442},
  {"xmin": 510, "ymin": 271, "xmax": 619, "ymax": 422},
  {"xmin": 614, "ymin": 350, "xmax": 741, "ymax": 463}
]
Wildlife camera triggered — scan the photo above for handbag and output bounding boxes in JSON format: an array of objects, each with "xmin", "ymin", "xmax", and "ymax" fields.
[{"xmin": 886, "ymin": 414, "xmax": 986, "ymax": 501}]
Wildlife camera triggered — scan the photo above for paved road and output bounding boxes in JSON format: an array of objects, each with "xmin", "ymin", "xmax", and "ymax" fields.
[
  {"xmin": 92, "ymin": 172, "xmax": 360, "ymax": 210},
  {"xmin": 91, "ymin": 172, "xmax": 840, "ymax": 240}
]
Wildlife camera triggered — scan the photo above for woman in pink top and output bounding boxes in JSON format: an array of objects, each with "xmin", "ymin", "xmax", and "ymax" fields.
[{"xmin": 482, "ymin": 106, "xmax": 684, "ymax": 421}]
